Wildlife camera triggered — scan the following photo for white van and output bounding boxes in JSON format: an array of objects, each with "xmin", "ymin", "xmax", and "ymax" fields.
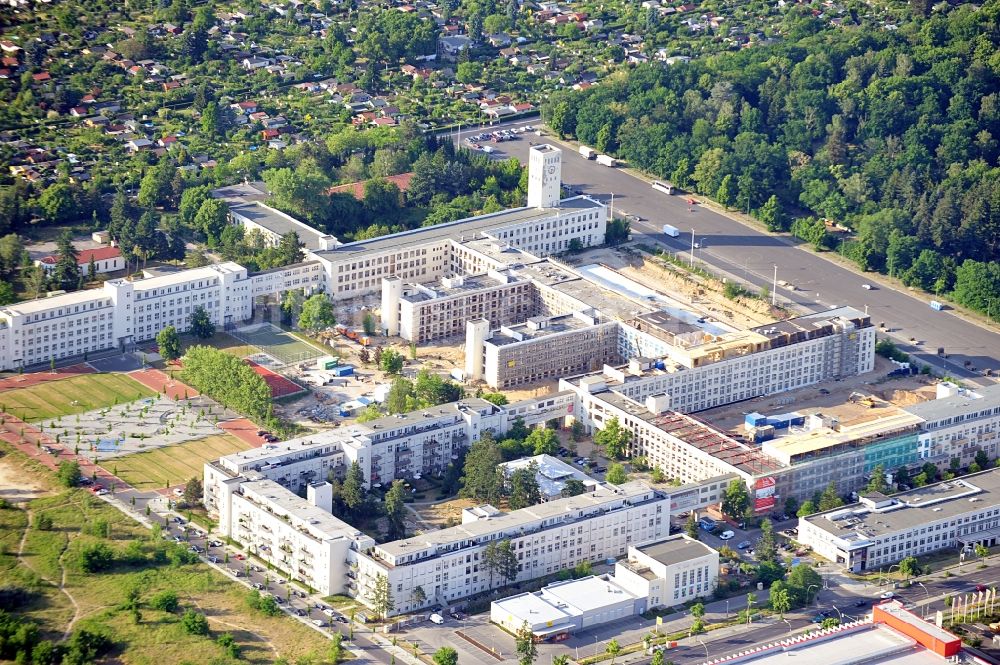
[{"xmin": 429, "ymin": 613, "xmax": 444, "ymax": 624}]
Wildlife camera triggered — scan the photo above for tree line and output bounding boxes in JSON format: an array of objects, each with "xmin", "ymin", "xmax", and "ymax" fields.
[
  {"xmin": 543, "ymin": 3, "xmax": 1000, "ymax": 320},
  {"xmin": 179, "ymin": 345, "xmax": 274, "ymax": 427}
]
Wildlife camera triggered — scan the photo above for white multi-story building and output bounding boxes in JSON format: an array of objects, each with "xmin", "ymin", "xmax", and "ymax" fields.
[
  {"xmin": 561, "ymin": 307, "xmax": 876, "ymax": 416},
  {"xmin": 614, "ymin": 535, "xmax": 720, "ymax": 607},
  {"xmin": 905, "ymin": 383, "xmax": 1000, "ymax": 469},
  {"xmin": 0, "ymin": 262, "xmax": 251, "ymax": 369},
  {"xmin": 222, "ymin": 478, "xmax": 374, "ymax": 594},
  {"xmin": 798, "ymin": 468, "xmax": 1000, "ymax": 572},
  {"xmin": 354, "ymin": 481, "xmax": 671, "ymax": 614}
]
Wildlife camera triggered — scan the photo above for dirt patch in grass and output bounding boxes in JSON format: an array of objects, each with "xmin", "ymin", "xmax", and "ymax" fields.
[
  {"xmin": 411, "ymin": 497, "xmax": 478, "ymax": 530},
  {"xmin": 0, "ymin": 454, "xmax": 53, "ymax": 504}
]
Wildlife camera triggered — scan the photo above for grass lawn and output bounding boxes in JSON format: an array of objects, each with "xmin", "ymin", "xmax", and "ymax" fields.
[
  {"xmin": 0, "ymin": 441, "xmax": 330, "ymax": 664},
  {"xmin": 0, "ymin": 373, "xmax": 157, "ymax": 422},
  {"xmin": 113, "ymin": 434, "xmax": 252, "ymax": 491},
  {"xmin": 180, "ymin": 332, "xmax": 257, "ymax": 358}
]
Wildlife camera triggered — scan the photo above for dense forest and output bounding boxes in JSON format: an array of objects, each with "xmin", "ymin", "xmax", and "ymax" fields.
[{"xmin": 544, "ymin": 2, "xmax": 1000, "ymax": 319}]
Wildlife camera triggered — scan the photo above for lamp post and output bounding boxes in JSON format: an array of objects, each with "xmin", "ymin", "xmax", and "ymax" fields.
[
  {"xmin": 690, "ymin": 228, "xmax": 696, "ymax": 268},
  {"xmin": 772, "ymin": 265, "xmax": 778, "ymax": 306},
  {"xmin": 918, "ymin": 582, "xmax": 930, "ymax": 618},
  {"xmin": 807, "ymin": 584, "xmax": 819, "ymax": 607},
  {"xmin": 782, "ymin": 618, "xmax": 792, "ymax": 634},
  {"xmin": 697, "ymin": 637, "xmax": 708, "ymax": 659}
]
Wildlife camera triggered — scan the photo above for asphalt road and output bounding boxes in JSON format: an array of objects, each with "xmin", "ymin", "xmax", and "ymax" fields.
[{"xmin": 453, "ymin": 120, "xmax": 1000, "ymax": 385}]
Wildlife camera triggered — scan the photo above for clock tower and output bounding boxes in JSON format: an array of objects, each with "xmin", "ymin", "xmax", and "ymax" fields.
[{"xmin": 527, "ymin": 144, "xmax": 562, "ymax": 209}]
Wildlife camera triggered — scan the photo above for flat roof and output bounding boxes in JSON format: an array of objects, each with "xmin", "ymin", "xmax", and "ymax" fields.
[
  {"xmin": 761, "ymin": 411, "xmax": 923, "ymax": 463},
  {"xmin": 540, "ymin": 575, "xmax": 636, "ymax": 614},
  {"xmin": 400, "ymin": 272, "xmax": 526, "ymax": 303},
  {"xmin": 228, "ymin": 201, "xmax": 330, "ymax": 248},
  {"xmin": 313, "ymin": 196, "xmax": 603, "ymax": 260},
  {"xmin": 133, "ymin": 262, "xmax": 246, "ymax": 291},
  {"xmin": 488, "ymin": 312, "xmax": 602, "ymax": 346},
  {"xmin": 636, "ymin": 535, "xmax": 717, "ymax": 567},
  {"xmin": 704, "ymin": 623, "xmax": 942, "ymax": 665},
  {"xmin": 239, "ymin": 479, "xmax": 363, "ymax": 541},
  {"xmin": 904, "ymin": 383, "xmax": 1000, "ymax": 424},
  {"xmin": 498, "ymin": 454, "xmax": 597, "ymax": 497},
  {"xmin": 493, "ymin": 591, "xmax": 574, "ymax": 625},
  {"xmin": 874, "ymin": 601, "xmax": 960, "ymax": 647},
  {"xmin": 346, "ymin": 398, "xmax": 497, "ymax": 437},
  {"xmin": 375, "ymin": 481, "xmax": 660, "ymax": 559},
  {"xmin": 0, "ymin": 287, "xmax": 108, "ymax": 316},
  {"xmin": 803, "ymin": 467, "xmax": 1000, "ymax": 545},
  {"xmin": 596, "ymin": 391, "xmax": 784, "ymax": 475}
]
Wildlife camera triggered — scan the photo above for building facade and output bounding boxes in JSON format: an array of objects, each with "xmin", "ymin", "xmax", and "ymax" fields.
[{"xmin": 798, "ymin": 468, "xmax": 1000, "ymax": 572}]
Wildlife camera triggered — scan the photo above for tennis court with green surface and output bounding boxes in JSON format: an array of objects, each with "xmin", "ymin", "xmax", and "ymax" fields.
[
  {"xmin": 113, "ymin": 434, "xmax": 252, "ymax": 491},
  {"xmin": 0, "ymin": 373, "xmax": 157, "ymax": 422},
  {"xmin": 230, "ymin": 323, "xmax": 325, "ymax": 365}
]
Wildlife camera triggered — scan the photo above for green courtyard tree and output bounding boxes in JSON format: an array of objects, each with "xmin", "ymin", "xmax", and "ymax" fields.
[
  {"xmin": 594, "ymin": 416, "xmax": 630, "ymax": 459},
  {"xmin": 156, "ymin": 325, "xmax": 181, "ymax": 361},
  {"xmin": 770, "ymin": 584, "xmax": 791, "ymax": 619},
  {"xmin": 379, "ymin": 349, "xmax": 405, "ymax": 374},
  {"xmin": 818, "ymin": 481, "xmax": 844, "ymax": 512},
  {"xmin": 515, "ymin": 621, "xmax": 537, "ymax": 665},
  {"xmin": 56, "ymin": 460, "xmax": 82, "ymax": 488},
  {"xmin": 722, "ymin": 479, "xmax": 751, "ymax": 522},
  {"xmin": 189, "ymin": 305, "xmax": 215, "ymax": 339},
  {"xmin": 369, "ymin": 573, "xmax": 395, "ymax": 620},
  {"xmin": 606, "ymin": 463, "xmax": 628, "ymax": 485},
  {"xmin": 342, "ymin": 460, "xmax": 365, "ymax": 515},
  {"xmin": 433, "ymin": 647, "xmax": 458, "ymax": 665},
  {"xmin": 461, "ymin": 433, "xmax": 502, "ymax": 504},
  {"xmin": 525, "ymin": 427, "xmax": 557, "ymax": 456},
  {"xmin": 384, "ymin": 479, "xmax": 407, "ymax": 540},
  {"xmin": 685, "ymin": 513, "xmax": 700, "ymax": 540},
  {"xmin": 52, "ymin": 231, "xmax": 80, "ymax": 291},
  {"xmin": 297, "ymin": 294, "xmax": 336, "ymax": 333},
  {"xmin": 866, "ymin": 464, "xmax": 888, "ymax": 494},
  {"xmin": 508, "ymin": 463, "xmax": 542, "ymax": 509}
]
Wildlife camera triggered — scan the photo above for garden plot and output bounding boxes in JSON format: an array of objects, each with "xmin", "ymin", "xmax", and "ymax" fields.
[{"xmin": 37, "ymin": 395, "xmax": 230, "ymax": 461}]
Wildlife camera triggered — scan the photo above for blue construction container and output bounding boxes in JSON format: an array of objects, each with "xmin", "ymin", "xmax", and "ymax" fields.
[
  {"xmin": 331, "ymin": 364, "xmax": 355, "ymax": 377},
  {"xmin": 654, "ymin": 359, "xmax": 666, "ymax": 370},
  {"xmin": 745, "ymin": 412, "xmax": 767, "ymax": 429}
]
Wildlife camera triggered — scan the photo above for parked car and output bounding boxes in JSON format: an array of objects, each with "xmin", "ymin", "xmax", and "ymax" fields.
[
  {"xmin": 879, "ymin": 591, "xmax": 895, "ymax": 600},
  {"xmin": 429, "ymin": 613, "xmax": 445, "ymax": 624},
  {"xmin": 322, "ymin": 608, "xmax": 335, "ymax": 617},
  {"xmin": 312, "ymin": 619, "xmax": 325, "ymax": 627},
  {"xmin": 719, "ymin": 530, "xmax": 735, "ymax": 540},
  {"xmin": 737, "ymin": 540, "xmax": 751, "ymax": 550}
]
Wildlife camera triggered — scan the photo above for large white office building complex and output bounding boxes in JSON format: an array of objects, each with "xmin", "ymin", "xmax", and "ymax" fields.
[
  {"xmin": 798, "ymin": 467, "xmax": 1000, "ymax": 572},
  {"xmin": 0, "ymin": 145, "xmax": 607, "ymax": 371},
  {"xmin": 203, "ymin": 391, "xmax": 732, "ymax": 612}
]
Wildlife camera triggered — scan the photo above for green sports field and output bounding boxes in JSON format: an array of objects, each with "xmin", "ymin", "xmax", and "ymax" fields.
[
  {"xmin": 0, "ymin": 373, "xmax": 156, "ymax": 422},
  {"xmin": 113, "ymin": 434, "xmax": 252, "ymax": 491}
]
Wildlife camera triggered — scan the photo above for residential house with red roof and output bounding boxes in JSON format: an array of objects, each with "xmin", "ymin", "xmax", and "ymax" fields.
[{"xmin": 35, "ymin": 246, "xmax": 124, "ymax": 276}]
